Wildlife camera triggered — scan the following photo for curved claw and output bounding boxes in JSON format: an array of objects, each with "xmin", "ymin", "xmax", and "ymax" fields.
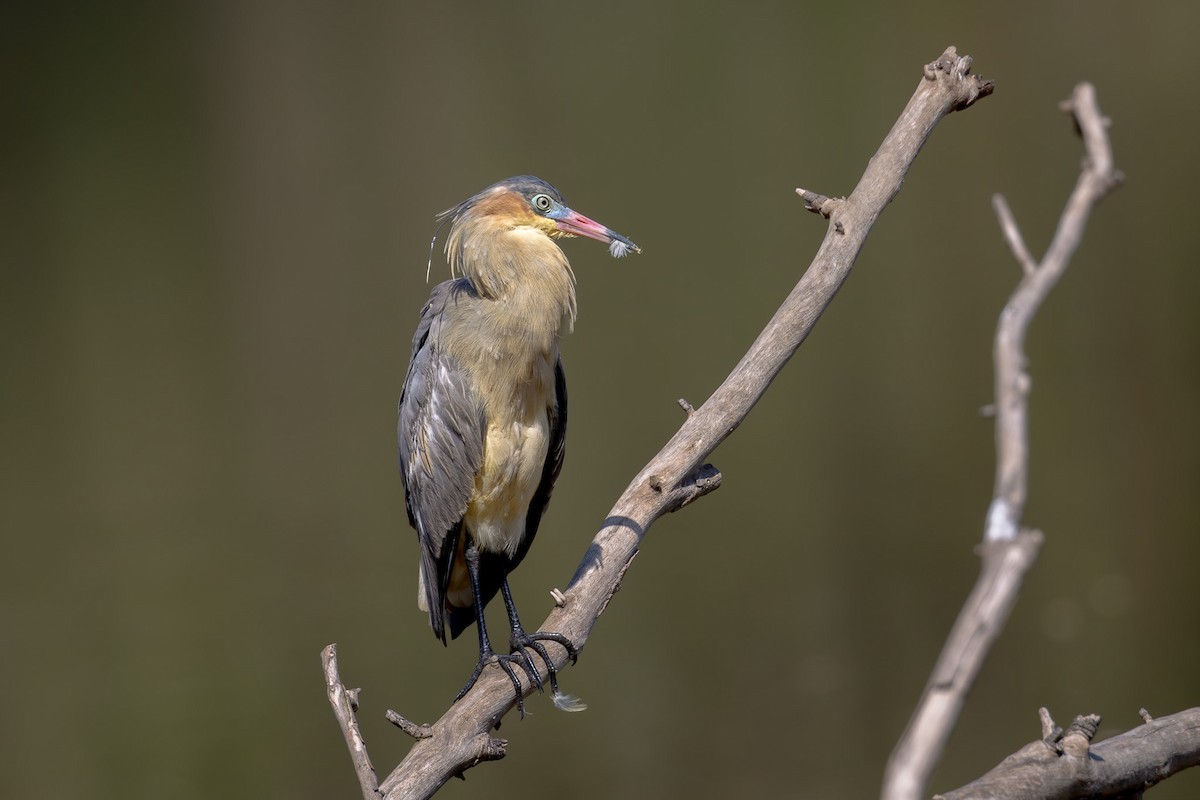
[
  {"xmin": 521, "ymin": 630, "xmax": 578, "ymax": 666},
  {"xmin": 492, "ymin": 656, "xmax": 527, "ymax": 717},
  {"xmin": 510, "ymin": 647, "xmax": 545, "ymax": 694},
  {"xmin": 525, "ymin": 639, "xmax": 568, "ymax": 696},
  {"xmin": 509, "ymin": 629, "xmax": 579, "ymax": 698},
  {"xmin": 454, "ymin": 651, "xmax": 540, "ymax": 718}
]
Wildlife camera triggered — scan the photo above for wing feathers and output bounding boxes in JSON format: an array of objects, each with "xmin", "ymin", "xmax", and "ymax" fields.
[{"xmin": 398, "ymin": 280, "xmax": 485, "ymax": 641}]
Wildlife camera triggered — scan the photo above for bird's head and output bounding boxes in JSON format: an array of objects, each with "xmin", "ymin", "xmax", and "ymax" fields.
[{"xmin": 438, "ymin": 176, "xmax": 641, "ymax": 267}]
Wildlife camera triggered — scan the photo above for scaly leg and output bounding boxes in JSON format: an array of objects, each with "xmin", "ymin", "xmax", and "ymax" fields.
[
  {"xmin": 453, "ymin": 543, "xmax": 546, "ymax": 717},
  {"xmin": 499, "ymin": 577, "xmax": 578, "ymax": 698}
]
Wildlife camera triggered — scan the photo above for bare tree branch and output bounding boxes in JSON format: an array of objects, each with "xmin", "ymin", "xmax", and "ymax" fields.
[
  {"xmin": 935, "ymin": 707, "xmax": 1200, "ymax": 800},
  {"xmin": 322, "ymin": 644, "xmax": 380, "ymax": 800},
  {"xmin": 989, "ymin": 83, "xmax": 1122, "ymax": 545},
  {"xmin": 325, "ymin": 46, "xmax": 994, "ymax": 800},
  {"xmin": 881, "ymin": 82, "xmax": 1123, "ymax": 800}
]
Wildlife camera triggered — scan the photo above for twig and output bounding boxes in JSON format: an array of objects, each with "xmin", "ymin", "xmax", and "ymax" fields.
[
  {"xmin": 881, "ymin": 83, "xmax": 1122, "ymax": 800},
  {"xmin": 331, "ymin": 46, "xmax": 994, "ymax": 800},
  {"xmin": 386, "ymin": 710, "xmax": 433, "ymax": 740},
  {"xmin": 991, "ymin": 195, "xmax": 1036, "ymax": 276},
  {"xmin": 795, "ymin": 188, "xmax": 843, "ymax": 219},
  {"xmin": 935, "ymin": 707, "xmax": 1200, "ymax": 799}
]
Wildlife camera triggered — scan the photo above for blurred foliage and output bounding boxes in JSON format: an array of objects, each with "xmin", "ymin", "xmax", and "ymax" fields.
[{"xmin": 3, "ymin": 2, "xmax": 1199, "ymax": 799}]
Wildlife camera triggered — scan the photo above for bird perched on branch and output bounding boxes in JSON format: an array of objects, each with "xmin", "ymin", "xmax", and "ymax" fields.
[{"xmin": 398, "ymin": 175, "xmax": 639, "ymax": 713}]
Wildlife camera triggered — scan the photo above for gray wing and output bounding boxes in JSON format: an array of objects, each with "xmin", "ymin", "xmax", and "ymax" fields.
[{"xmin": 398, "ymin": 279, "xmax": 484, "ymax": 642}]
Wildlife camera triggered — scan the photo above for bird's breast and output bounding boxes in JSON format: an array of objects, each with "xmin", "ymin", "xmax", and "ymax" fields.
[
  {"xmin": 437, "ymin": 243, "xmax": 572, "ymax": 557},
  {"xmin": 465, "ymin": 395, "xmax": 553, "ymax": 557}
]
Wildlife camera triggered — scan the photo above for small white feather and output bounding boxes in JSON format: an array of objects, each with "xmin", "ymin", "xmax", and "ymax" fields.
[
  {"xmin": 551, "ymin": 690, "xmax": 588, "ymax": 712},
  {"xmin": 609, "ymin": 239, "xmax": 634, "ymax": 258}
]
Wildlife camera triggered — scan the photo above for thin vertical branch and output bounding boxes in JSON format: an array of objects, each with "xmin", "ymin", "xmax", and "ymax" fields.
[
  {"xmin": 986, "ymin": 83, "xmax": 1121, "ymax": 544},
  {"xmin": 323, "ymin": 644, "xmax": 381, "ymax": 800},
  {"xmin": 881, "ymin": 83, "xmax": 1123, "ymax": 800}
]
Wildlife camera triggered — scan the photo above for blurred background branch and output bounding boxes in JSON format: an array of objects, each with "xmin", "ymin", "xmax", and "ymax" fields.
[
  {"xmin": 936, "ymin": 707, "xmax": 1200, "ymax": 799},
  {"xmin": 883, "ymin": 83, "xmax": 1124, "ymax": 800}
]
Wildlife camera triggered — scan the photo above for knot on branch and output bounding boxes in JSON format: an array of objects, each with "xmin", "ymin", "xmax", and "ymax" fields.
[
  {"xmin": 795, "ymin": 188, "xmax": 844, "ymax": 219},
  {"xmin": 1061, "ymin": 714, "xmax": 1102, "ymax": 758},
  {"xmin": 922, "ymin": 46, "xmax": 994, "ymax": 110},
  {"xmin": 472, "ymin": 734, "xmax": 508, "ymax": 764},
  {"xmin": 661, "ymin": 464, "xmax": 723, "ymax": 513},
  {"xmin": 1040, "ymin": 708, "xmax": 1102, "ymax": 757}
]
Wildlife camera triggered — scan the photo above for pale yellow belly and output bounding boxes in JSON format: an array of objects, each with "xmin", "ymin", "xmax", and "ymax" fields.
[
  {"xmin": 438, "ymin": 315, "xmax": 562, "ymax": 612},
  {"xmin": 464, "ymin": 412, "xmax": 550, "ymax": 558}
]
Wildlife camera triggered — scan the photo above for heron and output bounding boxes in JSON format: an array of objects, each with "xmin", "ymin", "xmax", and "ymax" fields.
[{"xmin": 398, "ymin": 175, "xmax": 639, "ymax": 713}]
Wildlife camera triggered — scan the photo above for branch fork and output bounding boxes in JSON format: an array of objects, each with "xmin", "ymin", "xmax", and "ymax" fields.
[{"xmin": 884, "ymin": 82, "xmax": 1128, "ymax": 800}]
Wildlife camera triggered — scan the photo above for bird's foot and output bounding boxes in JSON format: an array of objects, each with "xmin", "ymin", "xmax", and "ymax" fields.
[
  {"xmin": 453, "ymin": 631, "xmax": 581, "ymax": 718},
  {"xmin": 454, "ymin": 648, "xmax": 546, "ymax": 718},
  {"xmin": 509, "ymin": 628, "xmax": 579, "ymax": 706}
]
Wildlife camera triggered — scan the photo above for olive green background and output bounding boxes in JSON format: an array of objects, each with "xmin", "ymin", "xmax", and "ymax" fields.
[{"xmin": 4, "ymin": 3, "xmax": 1198, "ymax": 799}]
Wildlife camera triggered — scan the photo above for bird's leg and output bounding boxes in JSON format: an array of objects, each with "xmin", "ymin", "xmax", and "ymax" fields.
[
  {"xmin": 499, "ymin": 578, "xmax": 578, "ymax": 697},
  {"xmin": 455, "ymin": 542, "xmax": 531, "ymax": 717}
]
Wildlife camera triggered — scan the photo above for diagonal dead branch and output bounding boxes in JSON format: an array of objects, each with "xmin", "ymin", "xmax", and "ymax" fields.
[
  {"xmin": 881, "ymin": 83, "xmax": 1123, "ymax": 800},
  {"xmin": 327, "ymin": 46, "xmax": 994, "ymax": 800}
]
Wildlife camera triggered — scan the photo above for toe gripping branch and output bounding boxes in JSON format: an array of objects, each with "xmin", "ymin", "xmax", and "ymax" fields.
[
  {"xmin": 458, "ymin": 543, "xmax": 579, "ymax": 718},
  {"xmin": 455, "ymin": 625, "xmax": 579, "ymax": 719}
]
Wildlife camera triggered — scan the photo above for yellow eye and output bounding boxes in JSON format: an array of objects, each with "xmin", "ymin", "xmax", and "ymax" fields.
[{"xmin": 532, "ymin": 193, "xmax": 553, "ymax": 212}]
